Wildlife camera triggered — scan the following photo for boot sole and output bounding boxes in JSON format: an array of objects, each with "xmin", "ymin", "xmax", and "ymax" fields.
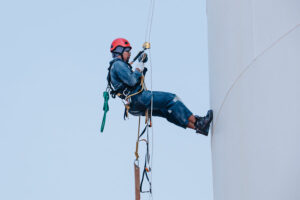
[{"xmin": 196, "ymin": 129, "xmax": 209, "ymax": 136}]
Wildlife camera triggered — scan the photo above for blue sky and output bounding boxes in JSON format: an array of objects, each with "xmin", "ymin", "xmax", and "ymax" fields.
[{"xmin": 0, "ymin": 0, "xmax": 212, "ymax": 199}]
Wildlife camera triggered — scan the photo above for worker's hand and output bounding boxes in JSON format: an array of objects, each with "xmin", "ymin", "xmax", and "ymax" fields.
[
  {"xmin": 134, "ymin": 62, "xmax": 144, "ymax": 72},
  {"xmin": 138, "ymin": 53, "xmax": 148, "ymax": 63}
]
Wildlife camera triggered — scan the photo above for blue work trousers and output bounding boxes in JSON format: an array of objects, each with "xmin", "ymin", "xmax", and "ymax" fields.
[{"xmin": 129, "ymin": 91, "xmax": 193, "ymax": 128}]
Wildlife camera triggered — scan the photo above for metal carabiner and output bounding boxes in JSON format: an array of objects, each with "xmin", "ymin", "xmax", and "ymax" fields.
[{"xmin": 123, "ymin": 88, "xmax": 130, "ymax": 96}]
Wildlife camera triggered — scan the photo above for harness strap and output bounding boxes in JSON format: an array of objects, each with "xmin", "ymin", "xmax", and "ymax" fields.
[
  {"xmin": 125, "ymin": 76, "xmax": 145, "ymax": 101},
  {"xmin": 124, "ymin": 104, "xmax": 130, "ymax": 120},
  {"xmin": 134, "ymin": 113, "xmax": 149, "ymax": 160},
  {"xmin": 134, "ymin": 111, "xmax": 152, "ymax": 195},
  {"xmin": 140, "ymin": 165, "xmax": 151, "ymax": 193},
  {"xmin": 107, "ymin": 59, "xmax": 137, "ymax": 99},
  {"xmin": 135, "ymin": 116, "xmax": 141, "ymax": 161},
  {"xmin": 145, "ymin": 109, "xmax": 148, "ymax": 124},
  {"xmin": 140, "ymin": 141, "xmax": 152, "ymax": 194},
  {"xmin": 123, "ymin": 75, "xmax": 145, "ymax": 119},
  {"xmin": 139, "ymin": 124, "xmax": 148, "ymax": 139}
]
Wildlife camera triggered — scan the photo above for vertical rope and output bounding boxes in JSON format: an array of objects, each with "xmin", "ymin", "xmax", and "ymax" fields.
[
  {"xmin": 145, "ymin": 0, "xmax": 155, "ymax": 199},
  {"xmin": 149, "ymin": 47, "xmax": 154, "ymax": 200},
  {"xmin": 132, "ymin": 0, "xmax": 155, "ymax": 199},
  {"xmin": 145, "ymin": 0, "xmax": 155, "ymax": 43}
]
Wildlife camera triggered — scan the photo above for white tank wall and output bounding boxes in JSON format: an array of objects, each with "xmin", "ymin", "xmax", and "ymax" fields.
[{"xmin": 207, "ymin": 1, "xmax": 300, "ymax": 200}]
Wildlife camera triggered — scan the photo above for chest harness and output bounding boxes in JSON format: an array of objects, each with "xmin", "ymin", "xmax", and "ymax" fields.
[
  {"xmin": 107, "ymin": 59, "xmax": 146, "ymax": 119},
  {"xmin": 106, "ymin": 59, "xmax": 144, "ymax": 100}
]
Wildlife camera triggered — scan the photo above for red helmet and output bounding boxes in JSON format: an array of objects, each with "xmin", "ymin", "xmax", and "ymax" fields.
[{"xmin": 110, "ymin": 38, "xmax": 132, "ymax": 52}]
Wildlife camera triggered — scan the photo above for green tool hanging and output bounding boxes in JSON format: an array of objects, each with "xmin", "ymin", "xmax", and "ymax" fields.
[{"xmin": 101, "ymin": 91, "xmax": 109, "ymax": 133}]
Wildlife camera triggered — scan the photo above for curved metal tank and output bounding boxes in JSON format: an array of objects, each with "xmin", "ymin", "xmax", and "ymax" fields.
[{"xmin": 207, "ymin": 0, "xmax": 300, "ymax": 200}]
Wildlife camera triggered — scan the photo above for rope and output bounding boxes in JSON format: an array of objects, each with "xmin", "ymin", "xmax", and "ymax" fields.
[
  {"xmin": 125, "ymin": 76, "xmax": 145, "ymax": 101},
  {"xmin": 145, "ymin": 1, "xmax": 155, "ymax": 199},
  {"xmin": 135, "ymin": 116, "xmax": 141, "ymax": 160},
  {"xmin": 145, "ymin": 0, "xmax": 156, "ymax": 43},
  {"xmin": 134, "ymin": 0, "xmax": 156, "ymax": 199},
  {"xmin": 212, "ymin": 24, "xmax": 300, "ymax": 135},
  {"xmin": 148, "ymin": 39, "xmax": 154, "ymax": 200}
]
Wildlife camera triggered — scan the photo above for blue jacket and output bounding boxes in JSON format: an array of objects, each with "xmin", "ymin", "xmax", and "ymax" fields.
[{"xmin": 108, "ymin": 58, "xmax": 142, "ymax": 97}]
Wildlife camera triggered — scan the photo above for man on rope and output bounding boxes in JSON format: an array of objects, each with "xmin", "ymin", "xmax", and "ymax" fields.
[{"xmin": 107, "ymin": 38, "xmax": 213, "ymax": 136}]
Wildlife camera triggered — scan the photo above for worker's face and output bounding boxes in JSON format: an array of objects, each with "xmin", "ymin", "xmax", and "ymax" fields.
[{"xmin": 122, "ymin": 48, "xmax": 131, "ymax": 62}]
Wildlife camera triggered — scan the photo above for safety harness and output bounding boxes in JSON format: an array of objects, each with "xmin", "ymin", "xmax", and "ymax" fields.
[
  {"xmin": 101, "ymin": 58, "xmax": 143, "ymax": 132},
  {"xmin": 106, "ymin": 58, "xmax": 146, "ymax": 119},
  {"xmin": 106, "ymin": 59, "xmax": 137, "ymax": 99}
]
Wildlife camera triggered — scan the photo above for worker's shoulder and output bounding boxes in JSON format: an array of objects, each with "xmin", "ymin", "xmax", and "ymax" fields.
[{"xmin": 110, "ymin": 58, "xmax": 129, "ymax": 70}]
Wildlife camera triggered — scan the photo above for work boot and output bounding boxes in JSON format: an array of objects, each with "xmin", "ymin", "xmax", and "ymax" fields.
[{"xmin": 195, "ymin": 110, "xmax": 213, "ymax": 136}]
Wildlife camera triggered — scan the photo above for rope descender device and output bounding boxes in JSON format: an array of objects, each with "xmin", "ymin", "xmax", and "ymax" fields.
[
  {"xmin": 142, "ymin": 42, "xmax": 151, "ymax": 50},
  {"xmin": 130, "ymin": 42, "xmax": 151, "ymax": 65}
]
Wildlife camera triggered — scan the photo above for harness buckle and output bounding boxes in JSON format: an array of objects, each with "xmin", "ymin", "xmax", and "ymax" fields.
[{"xmin": 123, "ymin": 88, "xmax": 131, "ymax": 97}]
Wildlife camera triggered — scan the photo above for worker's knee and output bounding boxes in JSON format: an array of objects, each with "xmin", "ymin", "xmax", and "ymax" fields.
[{"xmin": 165, "ymin": 100, "xmax": 191, "ymax": 128}]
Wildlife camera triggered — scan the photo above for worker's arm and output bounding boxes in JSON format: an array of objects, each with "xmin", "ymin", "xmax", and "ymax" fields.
[
  {"xmin": 133, "ymin": 53, "xmax": 148, "ymax": 75},
  {"xmin": 113, "ymin": 61, "xmax": 142, "ymax": 87}
]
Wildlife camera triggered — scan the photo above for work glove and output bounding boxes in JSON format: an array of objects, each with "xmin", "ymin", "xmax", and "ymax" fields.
[
  {"xmin": 134, "ymin": 61, "xmax": 144, "ymax": 72},
  {"xmin": 138, "ymin": 53, "xmax": 148, "ymax": 63}
]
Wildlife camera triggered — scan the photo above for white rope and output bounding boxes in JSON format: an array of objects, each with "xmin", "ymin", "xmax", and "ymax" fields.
[
  {"xmin": 145, "ymin": 0, "xmax": 155, "ymax": 199},
  {"xmin": 133, "ymin": 0, "xmax": 155, "ymax": 198},
  {"xmin": 149, "ymin": 48, "xmax": 154, "ymax": 200},
  {"xmin": 145, "ymin": 0, "xmax": 155, "ymax": 43}
]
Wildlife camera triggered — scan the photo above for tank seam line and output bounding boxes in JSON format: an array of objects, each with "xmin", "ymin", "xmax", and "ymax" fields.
[{"xmin": 212, "ymin": 23, "xmax": 300, "ymax": 132}]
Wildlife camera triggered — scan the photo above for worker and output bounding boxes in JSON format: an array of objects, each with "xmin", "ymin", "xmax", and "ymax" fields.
[{"xmin": 107, "ymin": 38, "xmax": 213, "ymax": 136}]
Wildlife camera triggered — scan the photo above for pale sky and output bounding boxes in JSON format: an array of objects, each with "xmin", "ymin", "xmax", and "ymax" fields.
[{"xmin": 0, "ymin": 0, "xmax": 213, "ymax": 199}]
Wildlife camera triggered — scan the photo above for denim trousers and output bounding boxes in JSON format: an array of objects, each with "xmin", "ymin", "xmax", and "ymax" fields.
[{"xmin": 129, "ymin": 91, "xmax": 193, "ymax": 128}]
